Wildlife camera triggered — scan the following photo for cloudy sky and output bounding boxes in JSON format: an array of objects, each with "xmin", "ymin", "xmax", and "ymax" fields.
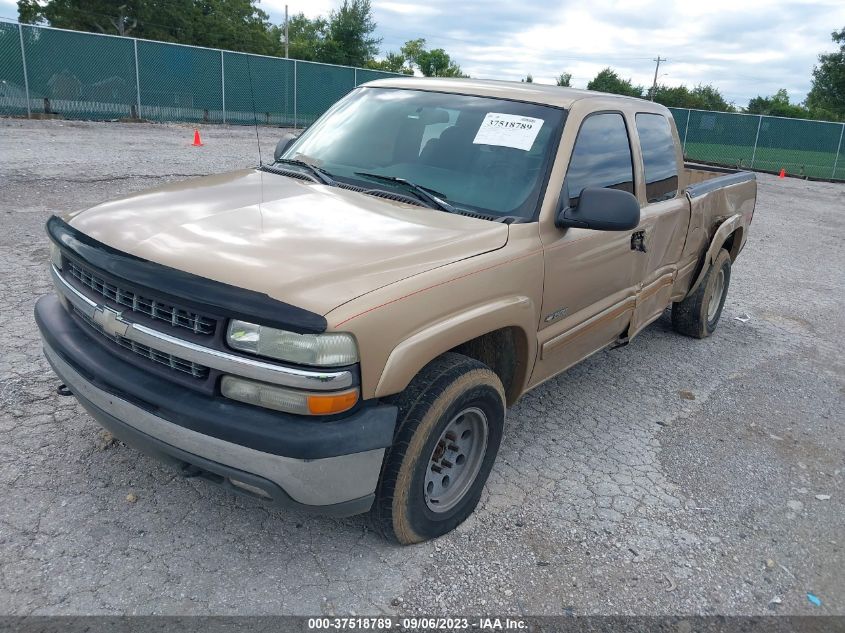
[
  {"xmin": 2, "ymin": 0, "xmax": 842, "ymax": 106},
  {"xmin": 261, "ymin": 0, "xmax": 844, "ymax": 107}
]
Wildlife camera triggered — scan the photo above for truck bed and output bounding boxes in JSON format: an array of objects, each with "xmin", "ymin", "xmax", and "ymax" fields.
[
  {"xmin": 684, "ymin": 163, "xmax": 755, "ymax": 194},
  {"xmin": 672, "ymin": 163, "xmax": 757, "ymax": 300}
]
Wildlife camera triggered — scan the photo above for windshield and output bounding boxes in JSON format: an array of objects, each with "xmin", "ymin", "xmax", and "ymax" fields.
[{"xmin": 282, "ymin": 87, "xmax": 566, "ymax": 220}]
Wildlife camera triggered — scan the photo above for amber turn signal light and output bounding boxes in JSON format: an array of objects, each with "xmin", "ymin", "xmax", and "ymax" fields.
[{"xmin": 307, "ymin": 390, "xmax": 359, "ymax": 415}]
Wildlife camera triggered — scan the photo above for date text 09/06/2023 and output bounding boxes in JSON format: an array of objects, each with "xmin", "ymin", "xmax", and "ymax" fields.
[{"xmin": 307, "ymin": 616, "xmax": 529, "ymax": 630}]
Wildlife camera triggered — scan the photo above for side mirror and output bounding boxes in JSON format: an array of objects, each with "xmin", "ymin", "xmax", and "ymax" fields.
[
  {"xmin": 273, "ymin": 132, "xmax": 297, "ymax": 162},
  {"xmin": 556, "ymin": 187, "xmax": 640, "ymax": 231}
]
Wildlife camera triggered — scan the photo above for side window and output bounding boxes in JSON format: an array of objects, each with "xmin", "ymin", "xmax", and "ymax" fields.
[
  {"xmin": 636, "ymin": 113, "xmax": 679, "ymax": 203},
  {"xmin": 565, "ymin": 112, "xmax": 634, "ymax": 207}
]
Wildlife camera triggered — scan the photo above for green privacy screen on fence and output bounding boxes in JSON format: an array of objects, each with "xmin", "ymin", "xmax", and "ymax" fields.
[
  {"xmin": 668, "ymin": 107, "xmax": 845, "ymax": 180},
  {"xmin": 1, "ymin": 21, "xmax": 844, "ymax": 181},
  {"xmin": 0, "ymin": 21, "xmax": 402, "ymax": 126}
]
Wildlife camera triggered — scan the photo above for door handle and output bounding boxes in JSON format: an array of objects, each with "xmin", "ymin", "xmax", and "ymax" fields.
[{"xmin": 631, "ymin": 230, "xmax": 647, "ymax": 253}]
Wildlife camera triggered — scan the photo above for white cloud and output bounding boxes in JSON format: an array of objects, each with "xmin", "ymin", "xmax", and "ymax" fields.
[
  {"xmin": 262, "ymin": 0, "xmax": 334, "ymax": 19},
  {"xmin": 378, "ymin": 2, "xmax": 440, "ymax": 16},
  {"xmin": 359, "ymin": 0, "xmax": 845, "ymax": 105}
]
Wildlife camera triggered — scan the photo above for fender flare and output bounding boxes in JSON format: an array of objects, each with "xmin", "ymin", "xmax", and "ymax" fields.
[
  {"xmin": 373, "ymin": 295, "xmax": 537, "ymax": 400},
  {"xmin": 686, "ymin": 214, "xmax": 743, "ymax": 296}
]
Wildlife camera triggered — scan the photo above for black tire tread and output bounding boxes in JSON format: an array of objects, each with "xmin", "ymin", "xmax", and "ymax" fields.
[
  {"xmin": 369, "ymin": 352, "xmax": 503, "ymax": 544},
  {"xmin": 672, "ymin": 248, "xmax": 731, "ymax": 338}
]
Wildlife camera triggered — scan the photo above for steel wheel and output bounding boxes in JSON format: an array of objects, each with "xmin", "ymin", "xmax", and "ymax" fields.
[
  {"xmin": 707, "ymin": 267, "xmax": 726, "ymax": 322},
  {"xmin": 424, "ymin": 406, "xmax": 489, "ymax": 513}
]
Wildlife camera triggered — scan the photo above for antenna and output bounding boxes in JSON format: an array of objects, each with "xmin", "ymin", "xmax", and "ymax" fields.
[{"xmin": 245, "ymin": 54, "xmax": 263, "ymax": 166}]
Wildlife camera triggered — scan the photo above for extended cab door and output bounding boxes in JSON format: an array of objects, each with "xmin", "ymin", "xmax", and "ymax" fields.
[
  {"xmin": 627, "ymin": 112, "xmax": 690, "ymax": 335},
  {"xmin": 530, "ymin": 110, "xmax": 641, "ymax": 387}
]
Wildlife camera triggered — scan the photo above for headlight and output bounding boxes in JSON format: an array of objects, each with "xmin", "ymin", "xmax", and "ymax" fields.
[
  {"xmin": 50, "ymin": 242, "xmax": 62, "ymax": 269},
  {"xmin": 227, "ymin": 319, "xmax": 358, "ymax": 367},
  {"xmin": 221, "ymin": 375, "xmax": 359, "ymax": 415}
]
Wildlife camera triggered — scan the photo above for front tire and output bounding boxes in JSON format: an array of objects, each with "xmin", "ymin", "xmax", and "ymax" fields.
[
  {"xmin": 370, "ymin": 353, "xmax": 505, "ymax": 544},
  {"xmin": 672, "ymin": 248, "xmax": 732, "ymax": 338}
]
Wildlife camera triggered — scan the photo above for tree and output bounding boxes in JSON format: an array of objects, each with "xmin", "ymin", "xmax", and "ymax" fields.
[
  {"xmin": 555, "ymin": 72, "xmax": 571, "ymax": 87},
  {"xmin": 325, "ymin": 0, "xmax": 381, "ymax": 67},
  {"xmin": 806, "ymin": 27, "xmax": 845, "ymax": 120},
  {"xmin": 400, "ymin": 38, "xmax": 466, "ymax": 77},
  {"xmin": 653, "ymin": 83, "xmax": 733, "ymax": 112},
  {"xmin": 652, "ymin": 84, "xmax": 694, "ymax": 108},
  {"xmin": 366, "ymin": 52, "xmax": 413, "ymax": 75},
  {"xmin": 690, "ymin": 84, "xmax": 733, "ymax": 112},
  {"xmin": 587, "ymin": 68, "xmax": 644, "ymax": 97},
  {"xmin": 416, "ymin": 48, "xmax": 466, "ymax": 77},
  {"xmin": 521, "ymin": 74, "xmax": 533, "ymax": 83},
  {"xmin": 399, "ymin": 38, "xmax": 426, "ymax": 69},
  {"xmin": 747, "ymin": 89, "xmax": 810, "ymax": 118},
  {"xmin": 286, "ymin": 12, "xmax": 330, "ymax": 61},
  {"xmin": 17, "ymin": 0, "xmax": 285, "ymax": 55}
]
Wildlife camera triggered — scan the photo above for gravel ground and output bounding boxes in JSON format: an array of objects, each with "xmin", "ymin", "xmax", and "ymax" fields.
[{"xmin": 0, "ymin": 118, "xmax": 842, "ymax": 616}]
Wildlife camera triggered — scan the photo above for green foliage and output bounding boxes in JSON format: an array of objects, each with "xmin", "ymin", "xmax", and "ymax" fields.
[
  {"xmin": 17, "ymin": 0, "xmax": 383, "ymax": 65},
  {"xmin": 17, "ymin": 0, "xmax": 285, "ymax": 55},
  {"xmin": 654, "ymin": 83, "xmax": 734, "ymax": 112},
  {"xmin": 555, "ymin": 72, "xmax": 571, "ymax": 87},
  {"xmin": 286, "ymin": 12, "xmax": 329, "ymax": 61},
  {"xmin": 806, "ymin": 27, "xmax": 845, "ymax": 121},
  {"xmin": 286, "ymin": 0, "xmax": 386, "ymax": 68},
  {"xmin": 521, "ymin": 74, "xmax": 533, "ymax": 83},
  {"xmin": 325, "ymin": 0, "xmax": 381, "ymax": 67},
  {"xmin": 689, "ymin": 84, "xmax": 733, "ymax": 112},
  {"xmin": 15, "ymin": 0, "xmax": 470, "ymax": 80},
  {"xmin": 416, "ymin": 49, "xmax": 466, "ymax": 77},
  {"xmin": 399, "ymin": 39, "xmax": 426, "ymax": 66},
  {"xmin": 366, "ymin": 52, "xmax": 413, "ymax": 75},
  {"xmin": 279, "ymin": 0, "xmax": 381, "ymax": 66},
  {"xmin": 747, "ymin": 89, "xmax": 811, "ymax": 119},
  {"xmin": 400, "ymin": 38, "xmax": 466, "ymax": 77},
  {"xmin": 587, "ymin": 68, "xmax": 644, "ymax": 97}
]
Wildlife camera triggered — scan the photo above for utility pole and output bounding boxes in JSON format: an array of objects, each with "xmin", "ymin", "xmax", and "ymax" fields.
[
  {"xmin": 650, "ymin": 56, "xmax": 666, "ymax": 101},
  {"xmin": 284, "ymin": 5, "xmax": 289, "ymax": 58}
]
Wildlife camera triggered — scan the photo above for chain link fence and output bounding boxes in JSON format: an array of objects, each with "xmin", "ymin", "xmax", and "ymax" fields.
[
  {"xmin": 669, "ymin": 107, "xmax": 845, "ymax": 181},
  {"xmin": 0, "ymin": 20, "xmax": 402, "ymax": 127},
  {"xmin": 2, "ymin": 21, "xmax": 844, "ymax": 181}
]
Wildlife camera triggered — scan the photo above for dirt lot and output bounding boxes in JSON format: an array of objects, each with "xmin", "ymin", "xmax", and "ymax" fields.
[{"xmin": 0, "ymin": 118, "xmax": 842, "ymax": 616}]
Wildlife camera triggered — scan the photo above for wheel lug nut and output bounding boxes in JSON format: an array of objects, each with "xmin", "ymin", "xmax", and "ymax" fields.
[
  {"xmin": 445, "ymin": 431, "xmax": 457, "ymax": 441},
  {"xmin": 449, "ymin": 443, "xmax": 459, "ymax": 451},
  {"xmin": 431, "ymin": 464, "xmax": 442, "ymax": 473},
  {"xmin": 441, "ymin": 459, "xmax": 453, "ymax": 468}
]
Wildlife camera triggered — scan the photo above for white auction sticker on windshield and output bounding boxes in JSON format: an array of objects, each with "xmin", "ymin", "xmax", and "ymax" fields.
[{"xmin": 473, "ymin": 113, "xmax": 544, "ymax": 151}]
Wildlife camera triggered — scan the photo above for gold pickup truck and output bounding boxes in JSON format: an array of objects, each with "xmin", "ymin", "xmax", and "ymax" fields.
[{"xmin": 36, "ymin": 78, "xmax": 756, "ymax": 543}]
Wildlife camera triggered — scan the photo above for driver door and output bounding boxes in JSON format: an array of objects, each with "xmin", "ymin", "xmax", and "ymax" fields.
[{"xmin": 530, "ymin": 111, "xmax": 642, "ymax": 386}]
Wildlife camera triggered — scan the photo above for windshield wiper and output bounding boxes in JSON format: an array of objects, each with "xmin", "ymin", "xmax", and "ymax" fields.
[
  {"xmin": 354, "ymin": 172, "xmax": 456, "ymax": 214},
  {"xmin": 270, "ymin": 159, "xmax": 337, "ymax": 186}
]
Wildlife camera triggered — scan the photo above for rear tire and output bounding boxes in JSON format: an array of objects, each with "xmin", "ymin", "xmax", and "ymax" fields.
[
  {"xmin": 370, "ymin": 353, "xmax": 505, "ymax": 544},
  {"xmin": 672, "ymin": 248, "xmax": 731, "ymax": 338}
]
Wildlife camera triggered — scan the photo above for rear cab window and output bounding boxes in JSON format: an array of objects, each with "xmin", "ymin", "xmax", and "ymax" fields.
[
  {"xmin": 564, "ymin": 112, "xmax": 635, "ymax": 208},
  {"xmin": 635, "ymin": 113, "xmax": 679, "ymax": 203}
]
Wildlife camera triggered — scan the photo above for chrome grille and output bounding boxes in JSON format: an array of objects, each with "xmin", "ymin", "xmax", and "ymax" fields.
[
  {"xmin": 65, "ymin": 259, "xmax": 217, "ymax": 335},
  {"xmin": 74, "ymin": 308, "xmax": 209, "ymax": 379}
]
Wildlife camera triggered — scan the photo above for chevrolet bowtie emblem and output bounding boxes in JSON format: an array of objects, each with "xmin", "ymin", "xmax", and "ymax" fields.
[{"xmin": 92, "ymin": 305, "xmax": 130, "ymax": 338}]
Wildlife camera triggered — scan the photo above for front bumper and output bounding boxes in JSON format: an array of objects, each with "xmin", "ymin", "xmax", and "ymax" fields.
[{"xmin": 36, "ymin": 294, "xmax": 397, "ymax": 516}]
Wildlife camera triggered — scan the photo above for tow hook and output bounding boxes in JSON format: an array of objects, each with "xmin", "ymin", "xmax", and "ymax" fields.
[{"xmin": 56, "ymin": 383, "xmax": 73, "ymax": 397}]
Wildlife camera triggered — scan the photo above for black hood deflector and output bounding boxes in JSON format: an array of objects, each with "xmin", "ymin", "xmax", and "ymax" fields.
[{"xmin": 47, "ymin": 215, "xmax": 327, "ymax": 334}]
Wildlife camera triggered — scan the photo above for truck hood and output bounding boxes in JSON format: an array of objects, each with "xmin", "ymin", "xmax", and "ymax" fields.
[{"xmin": 66, "ymin": 169, "xmax": 509, "ymax": 316}]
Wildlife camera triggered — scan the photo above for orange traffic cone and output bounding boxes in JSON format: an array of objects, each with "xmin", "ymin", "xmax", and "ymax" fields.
[
  {"xmin": 778, "ymin": 167, "xmax": 785, "ymax": 178},
  {"xmin": 192, "ymin": 129, "xmax": 203, "ymax": 146}
]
